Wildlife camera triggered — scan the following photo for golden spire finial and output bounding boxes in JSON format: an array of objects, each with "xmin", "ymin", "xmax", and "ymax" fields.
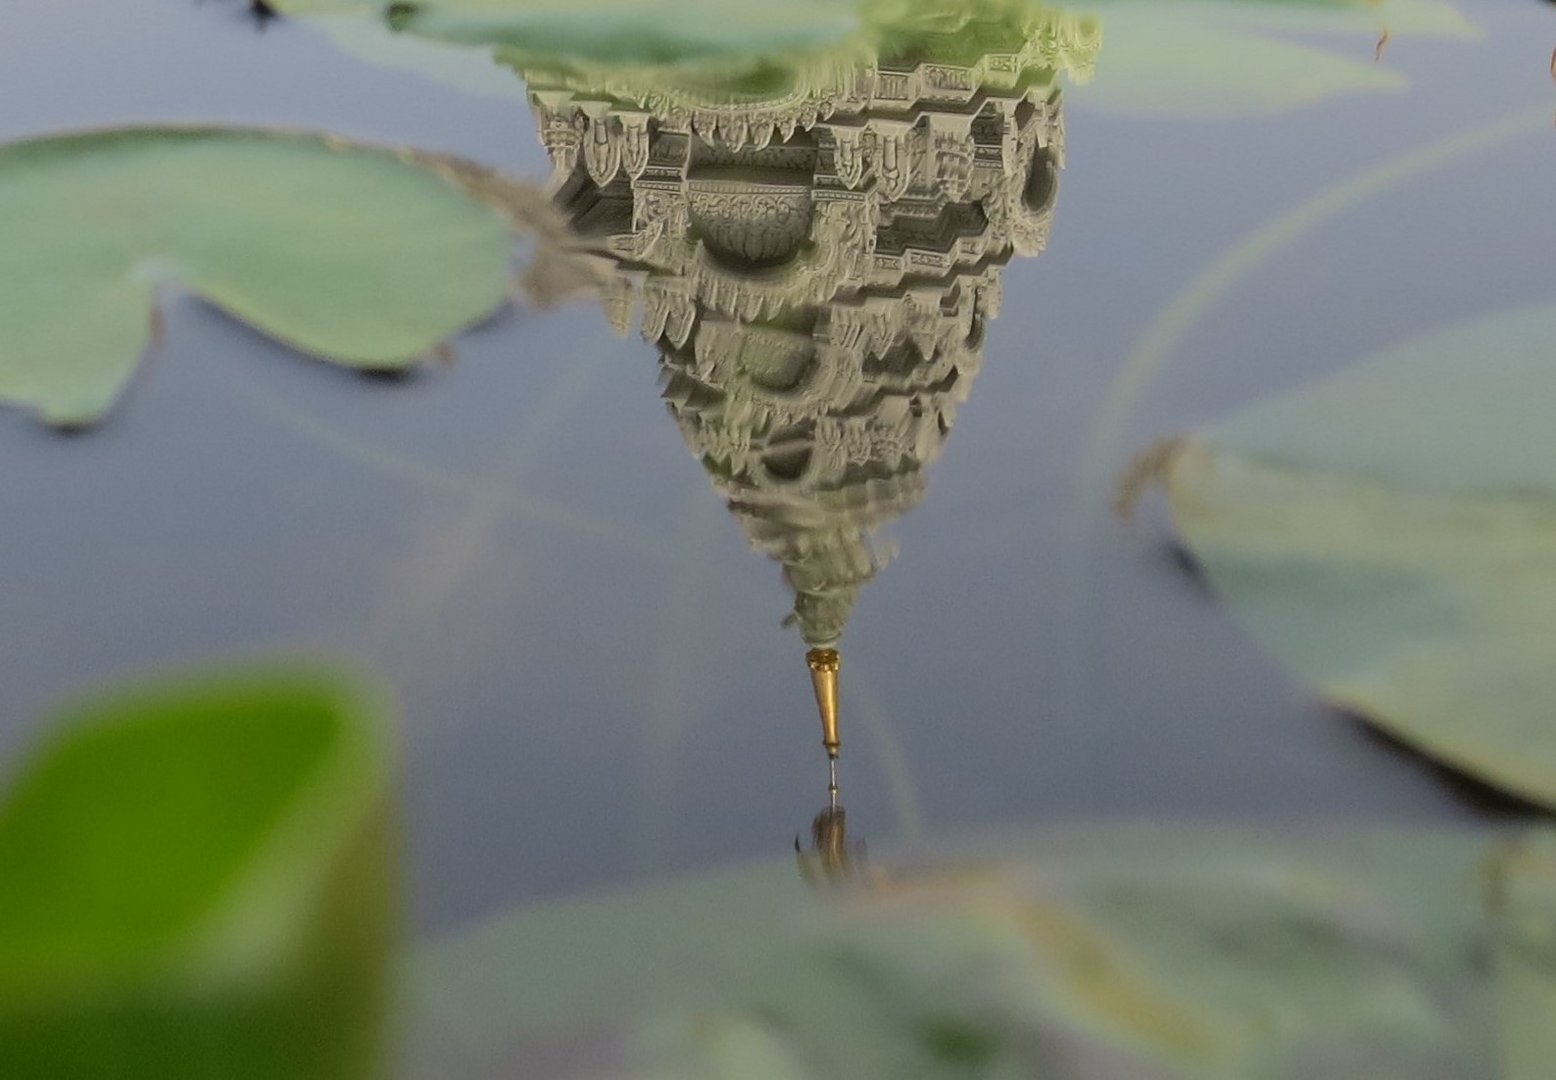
[{"xmin": 806, "ymin": 647, "xmax": 841, "ymax": 800}]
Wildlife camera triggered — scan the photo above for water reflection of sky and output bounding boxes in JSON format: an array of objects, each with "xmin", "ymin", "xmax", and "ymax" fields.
[{"xmin": 0, "ymin": 0, "xmax": 1552, "ymax": 931}]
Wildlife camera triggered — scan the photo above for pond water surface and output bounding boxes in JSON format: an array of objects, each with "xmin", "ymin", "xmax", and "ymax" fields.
[{"xmin": 1, "ymin": 0, "xmax": 1552, "ymax": 933}]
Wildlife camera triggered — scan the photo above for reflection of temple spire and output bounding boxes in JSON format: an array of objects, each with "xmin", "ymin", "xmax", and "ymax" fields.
[
  {"xmin": 524, "ymin": 2, "xmax": 1095, "ymax": 770},
  {"xmin": 796, "ymin": 801, "xmax": 856, "ymax": 888}
]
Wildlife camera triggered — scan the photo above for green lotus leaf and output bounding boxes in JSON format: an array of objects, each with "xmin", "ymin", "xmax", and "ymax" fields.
[
  {"xmin": 1491, "ymin": 831, "xmax": 1556, "ymax": 1079},
  {"xmin": 1071, "ymin": 0, "xmax": 1471, "ymax": 117},
  {"xmin": 1076, "ymin": 11, "xmax": 1404, "ymax": 116},
  {"xmin": 1198, "ymin": 0, "xmax": 1475, "ymax": 40},
  {"xmin": 412, "ymin": 826, "xmax": 1550, "ymax": 1078},
  {"xmin": 308, "ymin": 13, "xmax": 531, "ymax": 99},
  {"xmin": 271, "ymin": 0, "xmax": 861, "ymax": 66},
  {"xmin": 0, "ymin": 669, "xmax": 397, "ymax": 1080},
  {"xmin": 0, "ymin": 126, "xmax": 519, "ymax": 426},
  {"xmin": 1149, "ymin": 304, "xmax": 1556, "ymax": 809}
]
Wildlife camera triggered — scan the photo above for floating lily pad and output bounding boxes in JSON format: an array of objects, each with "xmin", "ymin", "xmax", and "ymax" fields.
[
  {"xmin": 1193, "ymin": 0, "xmax": 1475, "ymax": 39},
  {"xmin": 1071, "ymin": 0, "xmax": 1473, "ymax": 117},
  {"xmin": 309, "ymin": 13, "xmax": 532, "ymax": 99},
  {"xmin": 0, "ymin": 126, "xmax": 520, "ymax": 425},
  {"xmin": 1074, "ymin": 9, "xmax": 1403, "ymax": 117},
  {"xmin": 1144, "ymin": 304, "xmax": 1556, "ymax": 810},
  {"xmin": 277, "ymin": 0, "xmax": 1469, "ymax": 117},
  {"xmin": 412, "ymin": 825, "xmax": 1552, "ymax": 1079},
  {"xmin": 1492, "ymin": 831, "xmax": 1556, "ymax": 1079},
  {"xmin": 293, "ymin": 0, "xmax": 1097, "ymax": 115},
  {"xmin": 0, "ymin": 669, "xmax": 397, "ymax": 1079},
  {"xmin": 272, "ymin": 0, "xmax": 861, "ymax": 66}
]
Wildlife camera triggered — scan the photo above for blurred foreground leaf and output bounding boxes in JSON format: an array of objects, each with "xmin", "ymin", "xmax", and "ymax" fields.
[
  {"xmin": 1070, "ymin": 0, "xmax": 1474, "ymax": 117},
  {"xmin": 1491, "ymin": 831, "xmax": 1556, "ymax": 1079},
  {"xmin": 0, "ymin": 670, "xmax": 397, "ymax": 1080},
  {"xmin": 0, "ymin": 127, "xmax": 524, "ymax": 425},
  {"xmin": 412, "ymin": 825, "xmax": 1554, "ymax": 1078},
  {"xmin": 1142, "ymin": 304, "xmax": 1556, "ymax": 809}
]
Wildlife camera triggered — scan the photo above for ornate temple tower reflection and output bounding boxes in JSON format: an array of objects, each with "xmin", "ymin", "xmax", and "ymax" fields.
[{"xmin": 522, "ymin": 4, "xmax": 1098, "ymax": 806}]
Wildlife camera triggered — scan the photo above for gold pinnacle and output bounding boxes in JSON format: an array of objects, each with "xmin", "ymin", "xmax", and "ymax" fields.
[{"xmin": 806, "ymin": 648, "xmax": 841, "ymax": 766}]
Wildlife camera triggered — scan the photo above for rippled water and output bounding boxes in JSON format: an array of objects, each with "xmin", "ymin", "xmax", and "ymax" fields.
[{"xmin": 1, "ymin": 0, "xmax": 1551, "ymax": 932}]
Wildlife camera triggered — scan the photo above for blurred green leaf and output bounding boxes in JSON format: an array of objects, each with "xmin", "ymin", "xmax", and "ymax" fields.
[
  {"xmin": 1071, "ymin": 0, "xmax": 1473, "ymax": 117},
  {"xmin": 308, "ymin": 14, "xmax": 532, "ymax": 98},
  {"xmin": 1149, "ymin": 304, "xmax": 1556, "ymax": 809},
  {"xmin": 292, "ymin": 0, "xmax": 1098, "ymax": 118},
  {"xmin": 1189, "ymin": 0, "xmax": 1476, "ymax": 39},
  {"xmin": 271, "ymin": 0, "xmax": 862, "ymax": 66},
  {"xmin": 1073, "ymin": 10, "xmax": 1404, "ymax": 117},
  {"xmin": 0, "ymin": 127, "xmax": 520, "ymax": 425},
  {"xmin": 276, "ymin": 0, "xmax": 1469, "ymax": 117},
  {"xmin": 411, "ymin": 826, "xmax": 1549, "ymax": 1078},
  {"xmin": 1491, "ymin": 831, "xmax": 1556, "ymax": 1079},
  {"xmin": 0, "ymin": 669, "xmax": 397, "ymax": 1080}
]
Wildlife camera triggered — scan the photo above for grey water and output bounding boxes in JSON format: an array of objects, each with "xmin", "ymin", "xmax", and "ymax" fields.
[{"xmin": 0, "ymin": 0, "xmax": 1552, "ymax": 934}]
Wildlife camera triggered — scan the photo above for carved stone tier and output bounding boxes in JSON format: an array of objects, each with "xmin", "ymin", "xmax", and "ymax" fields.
[{"xmin": 522, "ymin": 4, "xmax": 1090, "ymax": 647}]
